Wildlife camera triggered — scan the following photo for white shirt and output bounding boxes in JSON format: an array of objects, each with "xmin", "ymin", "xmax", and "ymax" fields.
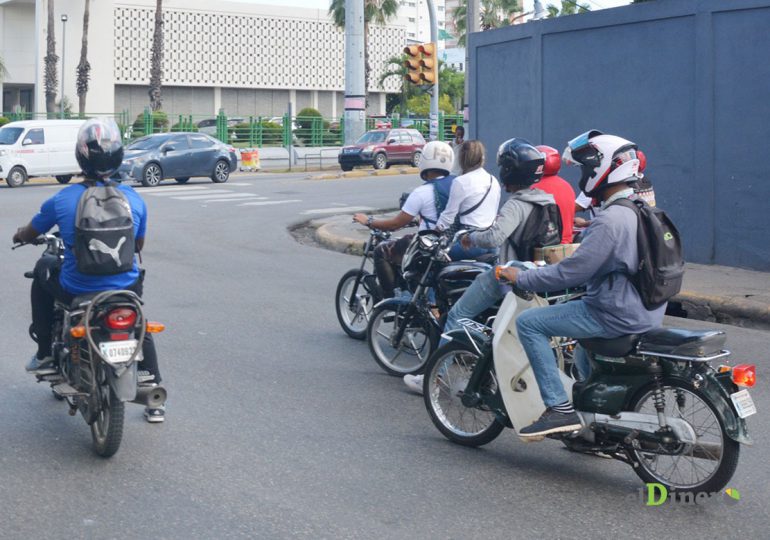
[
  {"xmin": 401, "ymin": 183, "xmax": 438, "ymax": 232},
  {"xmin": 448, "ymin": 140, "xmax": 464, "ymax": 176},
  {"xmin": 436, "ymin": 167, "xmax": 501, "ymax": 230}
]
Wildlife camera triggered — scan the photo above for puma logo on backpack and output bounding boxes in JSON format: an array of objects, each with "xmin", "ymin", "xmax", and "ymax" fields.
[
  {"xmin": 74, "ymin": 181, "xmax": 136, "ymax": 275},
  {"xmin": 611, "ymin": 198, "xmax": 685, "ymax": 310}
]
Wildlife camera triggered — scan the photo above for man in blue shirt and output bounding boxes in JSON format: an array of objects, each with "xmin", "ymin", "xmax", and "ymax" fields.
[{"xmin": 13, "ymin": 118, "xmax": 166, "ymax": 423}]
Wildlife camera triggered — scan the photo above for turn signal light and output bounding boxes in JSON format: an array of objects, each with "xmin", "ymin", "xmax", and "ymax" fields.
[
  {"xmin": 731, "ymin": 364, "xmax": 756, "ymax": 388},
  {"xmin": 146, "ymin": 322, "xmax": 165, "ymax": 334},
  {"xmin": 70, "ymin": 325, "xmax": 86, "ymax": 338},
  {"xmin": 106, "ymin": 308, "xmax": 138, "ymax": 330}
]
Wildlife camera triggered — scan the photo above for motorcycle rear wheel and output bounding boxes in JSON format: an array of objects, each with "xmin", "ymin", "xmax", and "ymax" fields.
[
  {"xmin": 628, "ymin": 378, "xmax": 739, "ymax": 494},
  {"xmin": 367, "ymin": 303, "xmax": 436, "ymax": 376},
  {"xmin": 90, "ymin": 380, "xmax": 125, "ymax": 458},
  {"xmin": 335, "ymin": 269, "xmax": 376, "ymax": 340},
  {"xmin": 423, "ymin": 342, "xmax": 504, "ymax": 447}
]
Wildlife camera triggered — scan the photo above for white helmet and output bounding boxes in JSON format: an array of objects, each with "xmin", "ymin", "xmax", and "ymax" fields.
[
  {"xmin": 418, "ymin": 141, "xmax": 454, "ymax": 180},
  {"xmin": 562, "ymin": 130, "xmax": 640, "ymax": 197}
]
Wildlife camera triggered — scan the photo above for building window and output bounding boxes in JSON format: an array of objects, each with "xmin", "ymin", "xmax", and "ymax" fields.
[{"xmin": 408, "ymin": 17, "xmax": 415, "ymax": 22}]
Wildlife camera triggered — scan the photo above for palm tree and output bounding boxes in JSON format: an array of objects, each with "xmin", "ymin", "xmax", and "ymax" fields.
[
  {"xmin": 148, "ymin": 0, "xmax": 163, "ymax": 111},
  {"xmin": 452, "ymin": 0, "xmax": 521, "ymax": 47},
  {"xmin": 328, "ymin": 0, "xmax": 400, "ymax": 100},
  {"xmin": 546, "ymin": 1, "xmax": 590, "ymax": 17},
  {"xmin": 378, "ymin": 54, "xmax": 414, "ymax": 115},
  {"xmin": 0, "ymin": 56, "xmax": 7, "ymax": 81},
  {"xmin": 76, "ymin": 0, "xmax": 91, "ymax": 116},
  {"xmin": 44, "ymin": 0, "xmax": 59, "ymax": 115}
]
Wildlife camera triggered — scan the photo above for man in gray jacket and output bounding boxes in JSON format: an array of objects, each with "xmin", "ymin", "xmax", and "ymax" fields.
[
  {"xmin": 403, "ymin": 138, "xmax": 552, "ymax": 394},
  {"xmin": 498, "ymin": 130, "xmax": 667, "ymax": 437}
]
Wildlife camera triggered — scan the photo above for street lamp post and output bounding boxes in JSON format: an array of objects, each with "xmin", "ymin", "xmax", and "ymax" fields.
[{"xmin": 60, "ymin": 14, "xmax": 68, "ymax": 119}]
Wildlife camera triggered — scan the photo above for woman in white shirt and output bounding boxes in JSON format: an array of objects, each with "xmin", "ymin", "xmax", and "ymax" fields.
[{"xmin": 435, "ymin": 140, "xmax": 501, "ymax": 260}]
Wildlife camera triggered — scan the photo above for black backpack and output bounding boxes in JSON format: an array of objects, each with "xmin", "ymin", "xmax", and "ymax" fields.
[
  {"xmin": 509, "ymin": 202, "xmax": 563, "ymax": 261},
  {"xmin": 74, "ymin": 181, "xmax": 136, "ymax": 276},
  {"xmin": 611, "ymin": 198, "xmax": 685, "ymax": 310}
]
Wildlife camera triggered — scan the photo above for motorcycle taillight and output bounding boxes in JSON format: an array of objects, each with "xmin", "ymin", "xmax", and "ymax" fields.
[{"xmin": 105, "ymin": 307, "xmax": 137, "ymax": 330}]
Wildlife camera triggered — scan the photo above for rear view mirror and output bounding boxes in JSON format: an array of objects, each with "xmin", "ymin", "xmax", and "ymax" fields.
[
  {"xmin": 163, "ymin": 145, "xmax": 175, "ymax": 153},
  {"xmin": 22, "ymin": 138, "xmax": 32, "ymax": 145},
  {"xmin": 387, "ymin": 138, "xmax": 396, "ymax": 144}
]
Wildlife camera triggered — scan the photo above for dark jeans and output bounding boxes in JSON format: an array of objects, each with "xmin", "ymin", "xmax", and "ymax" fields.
[
  {"xmin": 373, "ymin": 234, "xmax": 414, "ymax": 298},
  {"xmin": 31, "ymin": 257, "xmax": 162, "ymax": 383}
]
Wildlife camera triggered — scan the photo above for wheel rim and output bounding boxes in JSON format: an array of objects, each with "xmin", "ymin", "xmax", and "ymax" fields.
[
  {"xmin": 427, "ymin": 348, "xmax": 499, "ymax": 438},
  {"xmin": 370, "ymin": 307, "xmax": 430, "ymax": 373},
  {"xmin": 412, "ymin": 152, "xmax": 421, "ymax": 167},
  {"xmin": 11, "ymin": 170, "xmax": 23, "ymax": 185},
  {"xmin": 376, "ymin": 155, "xmax": 386, "ymax": 169},
  {"xmin": 215, "ymin": 162, "xmax": 229, "ymax": 181},
  {"xmin": 146, "ymin": 165, "xmax": 161, "ymax": 185},
  {"xmin": 338, "ymin": 275, "xmax": 373, "ymax": 334},
  {"xmin": 632, "ymin": 386, "xmax": 725, "ymax": 489}
]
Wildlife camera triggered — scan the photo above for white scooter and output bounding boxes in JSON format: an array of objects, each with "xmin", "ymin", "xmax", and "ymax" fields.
[{"xmin": 421, "ymin": 268, "xmax": 756, "ymax": 494}]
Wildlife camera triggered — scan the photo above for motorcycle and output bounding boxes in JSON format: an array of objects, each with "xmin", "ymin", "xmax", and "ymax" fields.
[
  {"xmin": 15, "ymin": 234, "xmax": 167, "ymax": 457},
  {"xmin": 422, "ymin": 269, "xmax": 756, "ymax": 494},
  {"xmin": 366, "ymin": 230, "xmax": 497, "ymax": 377},
  {"xmin": 335, "ymin": 228, "xmax": 394, "ymax": 339}
]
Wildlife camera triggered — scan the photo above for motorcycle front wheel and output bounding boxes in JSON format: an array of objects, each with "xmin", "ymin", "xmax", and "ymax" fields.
[
  {"xmin": 628, "ymin": 378, "xmax": 740, "ymax": 494},
  {"xmin": 367, "ymin": 303, "xmax": 437, "ymax": 376},
  {"xmin": 90, "ymin": 374, "xmax": 125, "ymax": 458},
  {"xmin": 423, "ymin": 342, "xmax": 504, "ymax": 447},
  {"xmin": 335, "ymin": 269, "xmax": 377, "ymax": 340}
]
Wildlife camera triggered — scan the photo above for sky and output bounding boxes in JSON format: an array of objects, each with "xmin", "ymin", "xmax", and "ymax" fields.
[{"xmin": 229, "ymin": 0, "xmax": 633, "ymax": 12}]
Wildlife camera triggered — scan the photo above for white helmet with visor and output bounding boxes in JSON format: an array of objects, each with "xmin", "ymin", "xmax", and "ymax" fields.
[{"xmin": 562, "ymin": 130, "xmax": 640, "ymax": 197}]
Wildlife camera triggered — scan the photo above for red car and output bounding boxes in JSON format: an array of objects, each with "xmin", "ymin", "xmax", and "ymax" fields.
[{"xmin": 338, "ymin": 128, "xmax": 426, "ymax": 171}]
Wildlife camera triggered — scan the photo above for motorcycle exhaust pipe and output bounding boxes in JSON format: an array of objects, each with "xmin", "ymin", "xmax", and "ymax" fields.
[{"xmin": 131, "ymin": 385, "xmax": 167, "ymax": 408}]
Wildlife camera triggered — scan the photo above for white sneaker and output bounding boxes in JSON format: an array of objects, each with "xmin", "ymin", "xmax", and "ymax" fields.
[{"xmin": 403, "ymin": 374, "xmax": 424, "ymax": 395}]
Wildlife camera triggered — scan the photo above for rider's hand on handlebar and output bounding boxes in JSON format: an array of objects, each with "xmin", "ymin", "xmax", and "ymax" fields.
[
  {"xmin": 352, "ymin": 213, "xmax": 369, "ymax": 227},
  {"xmin": 495, "ymin": 265, "xmax": 519, "ymax": 284}
]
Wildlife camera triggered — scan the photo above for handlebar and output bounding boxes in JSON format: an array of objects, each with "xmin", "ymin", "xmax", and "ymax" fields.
[{"xmin": 12, "ymin": 233, "xmax": 60, "ymax": 250}]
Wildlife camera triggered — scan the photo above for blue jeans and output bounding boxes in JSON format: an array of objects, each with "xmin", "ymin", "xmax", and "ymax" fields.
[
  {"xmin": 515, "ymin": 300, "xmax": 605, "ymax": 407},
  {"xmin": 442, "ymin": 268, "xmax": 508, "ymax": 343},
  {"xmin": 448, "ymin": 242, "xmax": 497, "ymax": 261}
]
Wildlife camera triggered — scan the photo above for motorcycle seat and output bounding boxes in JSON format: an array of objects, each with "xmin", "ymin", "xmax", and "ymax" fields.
[
  {"xmin": 638, "ymin": 328, "xmax": 726, "ymax": 357},
  {"xmin": 69, "ymin": 291, "xmax": 138, "ymax": 310},
  {"xmin": 578, "ymin": 335, "xmax": 641, "ymax": 357},
  {"xmin": 474, "ymin": 253, "xmax": 499, "ymax": 265}
]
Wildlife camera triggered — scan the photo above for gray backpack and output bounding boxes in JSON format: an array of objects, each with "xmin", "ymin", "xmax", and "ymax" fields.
[{"xmin": 74, "ymin": 181, "xmax": 136, "ymax": 275}]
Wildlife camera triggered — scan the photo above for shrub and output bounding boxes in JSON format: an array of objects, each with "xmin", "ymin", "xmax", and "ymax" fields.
[
  {"xmin": 170, "ymin": 120, "xmax": 198, "ymax": 132},
  {"xmin": 227, "ymin": 121, "xmax": 284, "ymax": 146},
  {"xmin": 0, "ymin": 116, "xmax": 10, "ymax": 127},
  {"xmin": 132, "ymin": 110, "xmax": 169, "ymax": 135}
]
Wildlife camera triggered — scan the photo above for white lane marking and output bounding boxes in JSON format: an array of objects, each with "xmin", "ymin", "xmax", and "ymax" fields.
[
  {"xmin": 301, "ymin": 206, "xmax": 374, "ymax": 215},
  {"xmin": 172, "ymin": 191, "xmax": 239, "ymax": 200},
  {"xmin": 239, "ymin": 199, "xmax": 302, "ymax": 207},
  {"xmin": 202, "ymin": 196, "xmax": 268, "ymax": 203},
  {"xmin": 141, "ymin": 187, "xmax": 210, "ymax": 195}
]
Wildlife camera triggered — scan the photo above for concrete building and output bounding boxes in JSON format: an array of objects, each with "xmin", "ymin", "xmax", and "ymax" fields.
[
  {"xmin": 399, "ymin": 0, "xmax": 447, "ymax": 43},
  {"xmin": 0, "ymin": 0, "xmax": 407, "ymax": 119}
]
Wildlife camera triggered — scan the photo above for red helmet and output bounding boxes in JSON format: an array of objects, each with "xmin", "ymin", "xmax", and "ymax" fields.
[
  {"xmin": 637, "ymin": 149, "xmax": 647, "ymax": 172},
  {"xmin": 536, "ymin": 145, "xmax": 561, "ymax": 176}
]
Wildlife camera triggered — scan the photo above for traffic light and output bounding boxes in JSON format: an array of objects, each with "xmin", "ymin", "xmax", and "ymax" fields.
[
  {"xmin": 404, "ymin": 44, "xmax": 423, "ymax": 85},
  {"xmin": 418, "ymin": 42, "xmax": 438, "ymax": 85}
]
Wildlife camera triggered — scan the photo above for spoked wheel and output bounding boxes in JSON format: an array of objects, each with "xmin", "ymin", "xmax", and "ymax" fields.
[
  {"xmin": 90, "ymin": 369, "xmax": 125, "ymax": 458},
  {"xmin": 335, "ymin": 269, "xmax": 377, "ymax": 340},
  {"xmin": 367, "ymin": 303, "xmax": 436, "ymax": 376},
  {"xmin": 628, "ymin": 379, "xmax": 740, "ymax": 494},
  {"xmin": 423, "ymin": 342, "xmax": 504, "ymax": 447}
]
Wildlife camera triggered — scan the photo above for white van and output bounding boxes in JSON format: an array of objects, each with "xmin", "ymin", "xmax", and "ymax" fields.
[{"xmin": 0, "ymin": 119, "xmax": 86, "ymax": 187}]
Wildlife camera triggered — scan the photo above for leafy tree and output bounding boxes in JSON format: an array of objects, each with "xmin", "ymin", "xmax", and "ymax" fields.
[
  {"xmin": 406, "ymin": 93, "xmax": 455, "ymax": 116},
  {"xmin": 76, "ymin": 0, "xmax": 91, "ymax": 116},
  {"xmin": 546, "ymin": 1, "xmax": 590, "ymax": 17},
  {"xmin": 44, "ymin": 0, "xmax": 58, "ymax": 114},
  {"xmin": 149, "ymin": 0, "xmax": 163, "ymax": 111},
  {"xmin": 328, "ymin": 0, "xmax": 400, "ymax": 99},
  {"xmin": 452, "ymin": 0, "xmax": 521, "ymax": 47},
  {"xmin": 440, "ymin": 64, "xmax": 464, "ymax": 112},
  {"xmin": 0, "ymin": 56, "xmax": 6, "ymax": 81}
]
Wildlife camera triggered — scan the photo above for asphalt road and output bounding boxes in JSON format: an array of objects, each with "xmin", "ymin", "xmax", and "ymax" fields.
[{"xmin": 1, "ymin": 173, "xmax": 768, "ymax": 539}]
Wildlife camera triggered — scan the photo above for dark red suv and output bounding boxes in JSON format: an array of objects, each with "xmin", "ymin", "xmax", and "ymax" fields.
[{"xmin": 338, "ymin": 128, "xmax": 426, "ymax": 171}]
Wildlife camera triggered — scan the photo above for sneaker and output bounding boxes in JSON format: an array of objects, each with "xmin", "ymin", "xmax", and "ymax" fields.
[
  {"xmin": 26, "ymin": 354, "xmax": 55, "ymax": 373},
  {"xmin": 519, "ymin": 408, "xmax": 582, "ymax": 438},
  {"xmin": 144, "ymin": 405, "xmax": 165, "ymax": 423},
  {"xmin": 403, "ymin": 374, "xmax": 424, "ymax": 395}
]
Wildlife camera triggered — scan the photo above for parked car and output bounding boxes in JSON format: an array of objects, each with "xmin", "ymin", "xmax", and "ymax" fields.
[
  {"xmin": 197, "ymin": 117, "xmax": 245, "ymax": 137},
  {"xmin": 338, "ymin": 128, "xmax": 425, "ymax": 171},
  {"xmin": 114, "ymin": 132, "xmax": 238, "ymax": 187},
  {"xmin": 0, "ymin": 119, "xmax": 86, "ymax": 187}
]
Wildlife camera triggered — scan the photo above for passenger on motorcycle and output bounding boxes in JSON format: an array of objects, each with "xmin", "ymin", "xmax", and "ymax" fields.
[
  {"xmin": 353, "ymin": 141, "xmax": 456, "ymax": 298},
  {"xmin": 535, "ymin": 145, "xmax": 575, "ymax": 244},
  {"xmin": 12, "ymin": 118, "xmax": 166, "ymax": 423},
  {"xmin": 434, "ymin": 140, "xmax": 501, "ymax": 260},
  {"xmin": 498, "ymin": 130, "xmax": 667, "ymax": 438},
  {"xmin": 404, "ymin": 138, "xmax": 553, "ymax": 394}
]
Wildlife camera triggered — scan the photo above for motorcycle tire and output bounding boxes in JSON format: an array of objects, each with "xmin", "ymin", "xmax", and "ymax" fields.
[
  {"xmin": 90, "ymin": 381, "xmax": 125, "ymax": 458},
  {"xmin": 627, "ymin": 378, "xmax": 740, "ymax": 495},
  {"xmin": 367, "ymin": 303, "xmax": 437, "ymax": 376},
  {"xmin": 423, "ymin": 341, "xmax": 504, "ymax": 447},
  {"xmin": 335, "ymin": 269, "xmax": 377, "ymax": 340}
]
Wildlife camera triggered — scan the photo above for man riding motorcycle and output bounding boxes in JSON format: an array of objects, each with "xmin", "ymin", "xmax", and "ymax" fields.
[
  {"xmin": 498, "ymin": 130, "xmax": 666, "ymax": 437},
  {"xmin": 12, "ymin": 118, "xmax": 167, "ymax": 423}
]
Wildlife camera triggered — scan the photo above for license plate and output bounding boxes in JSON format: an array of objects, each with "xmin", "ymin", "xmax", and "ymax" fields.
[
  {"xmin": 344, "ymin": 148, "xmax": 358, "ymax": 153},
  {"xmin": 99, "ymin": 339, "xmax": 142, "ymax": 364},
  {"xmin": 730, "ymin": 389, "xmax": 757, "ymax": 419}
]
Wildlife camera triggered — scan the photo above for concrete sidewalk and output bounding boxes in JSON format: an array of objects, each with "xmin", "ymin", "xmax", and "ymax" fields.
[{"xmin": 306, "ymin": 211, "xmax": 770, "ymax": 332}]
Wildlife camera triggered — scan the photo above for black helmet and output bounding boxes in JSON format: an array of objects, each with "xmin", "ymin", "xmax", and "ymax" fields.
[
  {"xmin": 76, "ymin": 118, "xmax": 124, "ymax": 179},
  {"xmin": 496, "ymin": 138, "xmax": 545, "ymax": 187}
]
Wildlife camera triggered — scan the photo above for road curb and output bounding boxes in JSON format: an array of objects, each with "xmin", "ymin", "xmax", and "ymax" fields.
[
  {"xmin": 671, "ymin": 291, "xmax": 770, "ymax": 331},
  {"xmin": 309, "ymin": 167, "xmax": 419, "ymax": 180},
  {"xmin": 315, "ymin": 222, "xmax": 364, "ymax": 254}
]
